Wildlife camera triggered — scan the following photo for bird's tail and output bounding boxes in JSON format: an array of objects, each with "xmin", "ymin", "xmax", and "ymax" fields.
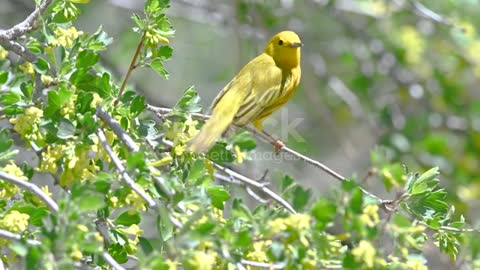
[{"xmin": 187, "ymin": 89, "xmax": 244, "ymax": 153}]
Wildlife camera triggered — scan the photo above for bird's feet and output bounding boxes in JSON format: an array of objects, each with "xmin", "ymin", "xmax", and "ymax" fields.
[{"xmin": 274, "ymin": 139, "xmax": 285, "ymax": 154}]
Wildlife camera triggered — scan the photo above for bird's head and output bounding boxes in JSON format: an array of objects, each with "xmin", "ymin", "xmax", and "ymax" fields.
[{"xmin": 264, "ymin": 31, "xmax": 302, "ymax": 70}]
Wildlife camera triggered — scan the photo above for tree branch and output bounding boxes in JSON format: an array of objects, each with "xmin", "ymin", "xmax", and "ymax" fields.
[
  {"xmin": 0, "ymin": 171, "xmax": 58, "ymax": 212},
  {"xmin": 95, "ymin": 122, "xmax": 157, "ymax": 208},
  {"xmin": 0, "ymin": 228, "xmax": 41, "ymax": 246},
  {"xmin": 0, "ymin": 0, "xmax": 53, "ymax": 39},
  {"xmin": 147, "ymin": 105, "xmax": 396, "ymax": 210}
]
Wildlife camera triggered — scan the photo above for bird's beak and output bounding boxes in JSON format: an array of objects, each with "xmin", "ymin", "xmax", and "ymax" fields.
[{"xmin": 290, "ymin": 42, "xmax": 303, "ymax": 48}]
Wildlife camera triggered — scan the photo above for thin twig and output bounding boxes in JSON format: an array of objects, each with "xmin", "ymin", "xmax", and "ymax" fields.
[
  {"xmin": 97, "ymin": 106, "xmax": 173, "ymax": 198},
  {"xmin": 147, "ymin": 106, "xmax": 395, "ymax": 209},
  {"xmin": 96, "ymin": 105, "xmax": 139, "ymax": 152},
  {"xmin": 95, "ymin": 125, "xmax": 157, "ymax": 208},
  {"xmin": 102, "ymin": 252, "xmax": 126, "ymax": 270},
  {"xmin": 114, "ymin": 31, "xmax": 146, "ymax": 107},
  {"xmin": 240, "ymin": 259, "xmax": 286, "ymax": 269},
  {"xmin": 0, "ymin": 171, "xmax": 58, "ymax": 212},
  {"xmin": 0, "ymin": 228, "xmax": 41, "ymax": 246}
]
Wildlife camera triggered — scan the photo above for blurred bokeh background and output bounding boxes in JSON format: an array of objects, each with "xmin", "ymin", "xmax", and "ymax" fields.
[{"xmin": 2, "ymin": 0, "xmax": 480, "ymax": 268}]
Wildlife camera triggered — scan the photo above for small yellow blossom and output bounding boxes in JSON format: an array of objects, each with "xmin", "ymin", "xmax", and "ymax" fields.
[
  {"xmin": 51, "ymin": 26, "xmax": 84, "ymax": 49},
  {"xmin": 76, "ymin": 224, "xmax": 88, "ymax": 233},
  {"xmin": 10, "ymin": 106, "xmax": 44, "ymax": 144},
  {"xmin": 400, "ymin": 26, "xmax": 424, "ymax": 64},
  {"xmin": 109, "ymin": 196, "xmax": 120, "ymax": 208},
  {"xmin": 90, "ymin": 93, "xmax": 103, "ymax": 109},
  {"xmin": 19, "ymin": 62, "xmax": 34, "ymax": 75},
  {"xmin": 60, "ymin": 94, "xmax": 77, "ymax": 119},
  {"xmin": 0, "ymin": 211, "xmax": 30, "ymax": 232},
  {"xmin": 3, "ymin": 161, "xmax": 28, "ymax": 181},
  {"xmin": 405, "ymin": 258, "xmax": 427, "ymax": 270},
  {"xmin": 70, "ymin": 245, "xmax": 83, "ymax": 261},
  {"xmin": 148, "ymin": 156, "xmax": 173, "ymax": 167},
  {"xmin": 40, "ymin": 75, "xmax": 54, "ymax": 85},
  {"xmin": 184, "ymin": 116, "xmax": 199, "ymax": 137},
  {"xmin": 125, "ymin": 190, "xmax": 147, "ymax": 211},
  {"xmin": 119, "ymin": 224, "xmax": 143, "ymax": 238},
  {"xmin": 94, "ymin": 232, "xmax": 103, "ymax": 242},
  {"xmin": 234, "ymin": 145, "xmax": 246, "ymax": 164},
  {"xmin": 186, "ymin": 251, "xmax": 216, "ymax": 270},
  {"xmin": 165, "ymin": 259, "xmax": 178, "ymax": 270},
  {"xmin": 145, "ymin": 30, "xmax": 170, "ymax": 49},
  {"xmin": 247, "ymin": 240, "xmax": 271, "ymax": 262},
  {"xmin": 360, "ymin": 204, "xmax": 380, "ymax": 227},
  {"xmin": 268, "ymin": 214, "xmax": 311, "ymax": 234},
  {"xmin": 0, "ymin": 45, "xmax": 8, "ymax": 60},
  {"xmin": 352, "ymin": 240, "xmax": 376, "ymax": 268},
  {"xmin": 38, "ymin": 144, "xmax": 65, "ymax": 174}
]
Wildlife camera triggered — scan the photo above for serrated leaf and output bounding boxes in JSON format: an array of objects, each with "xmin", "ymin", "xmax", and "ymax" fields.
[
  {"xmin": 148, "ymin": 58, "xmax": 169, "ymax": 79},
  {"xmin": 174, "ymin": 86, "xmax": 202, "ymax": 113},
  {"xmin": 57, "ymin": 118, "xmax": 75, "ymax": 139},
  {"xmin": 207, "ymin": 142, "xmax": 234, "ymax": 164},
  {"xmin": 207, "ymin": 186, "xmax": 230, "ymax": 210},
  {"xmin": 76, "ymin": 50, "xmax": 99, "ymax": 68}
]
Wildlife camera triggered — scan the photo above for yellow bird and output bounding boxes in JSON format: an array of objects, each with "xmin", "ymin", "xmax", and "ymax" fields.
[{"xmin": 188, "ymin": 31, "xmax": 302, "ymax": 153}]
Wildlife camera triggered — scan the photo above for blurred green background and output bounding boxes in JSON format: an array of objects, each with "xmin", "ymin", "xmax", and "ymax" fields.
[{"xmin": 2, "ymin": 0, "xmax": 479, "ymax": 268}]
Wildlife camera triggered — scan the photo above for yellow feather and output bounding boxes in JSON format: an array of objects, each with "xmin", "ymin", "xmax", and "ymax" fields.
[{"xmin": 188, "ymin": 31, "xmax": 302, "ymax": 153}]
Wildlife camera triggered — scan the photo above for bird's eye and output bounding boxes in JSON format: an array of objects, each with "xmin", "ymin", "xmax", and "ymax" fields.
[{"xmin": 278, "ymin": 40, "xmax": 283, "ymax": 46}]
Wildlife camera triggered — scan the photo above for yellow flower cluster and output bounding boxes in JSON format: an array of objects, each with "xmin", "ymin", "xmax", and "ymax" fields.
[
  {"xmin": 0, "ymin": 210, "xmax": 30, "ymax": 233},
  {"xmin": 51, "ymin": 26, "xmax": 84, "ymax": 49},
  {"xmin": 125, "ymin": 190, "xmax": 147, "ymax": 212},
  {"xmin": 400, "ymin": 26, "xmax": 425, "ymax": 65},
  {"xmin": 118, "ymin": 224, "xmax": 143, "ymax": 254},
  {"xmin": 164, "ymin": 117, "xmax": 199, "ymax": 156},
  {"xmin": 39, "ymin": 143, "xmax": 100, "ymax": 186},
  {"xmin": 352, "ymin": 240, "xmax": 386, "ymax": 268},
  {"xmin": 0, "ymin": 161, "xmax": 28, "ymax": 199},
  {"xmin": 247, "ymin": 240, "xmax": 271, "ymax": 262},
  {"xmin": 60, "ymin": 94, "xmax": 78, "ymax": 119},
  {"xmin": 10, "ymin": 106, "xmax": 44, "ymax": 145},
  {"xmin": 360, "ymin": 204, "xmax": 380, "ymax": 227},
  {"xmin": 185, "ymin": 250, "xmax": 217, "ymax": 270},
  {"xmin": 268, "ymin": 213, "xmax": 311, "ymax": 234},
  {"xmin": 145, "ymin": 29, "xmax": 170, "ymax": 50}
]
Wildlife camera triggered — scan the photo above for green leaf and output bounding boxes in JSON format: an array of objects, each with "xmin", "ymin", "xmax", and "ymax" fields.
[
  {"xmin": 127, "ymin": 152, "xmax": 146, "ymax": 170},
  {"xmin": 157, "ymin": 207, "xmax": 173, "ymax": 242},
  {"xmin": 231, "ymin": 131, "xmax": 256, "ymax": 151},
  {"xmin": 350, "ymin": 188, "xmax": 363, "ymax": 214},
  {"xmin": 0, "ymin": 70, "xmax": 8, "ymax": 84},
  {"xmin": 311, "ymin": 198, "xmax": 336, "ymax": 230},
  {"xmin": 76, "ymin": 50, "xmax": 99, "ymax": 68},
  {"xmin": 207, "ymin": 142, "xmax": 234, "ymax": 164},
  {"xmin": 0, "ymin": 92, "xmax": 22, "ymax": 105},
  {"xmin": 0, "ymin": 129, "xmax": 13, "ymax": 153},
  {"xmin": 115, "ymin": 210, "xmax": 141, "ymax": 226},
  {"xmin": 292, "ymin": 186, "xmax": 311, "ymax": 211},
  {"xmin": 148, "ymin": 58, "xmax": 169, "ymax": 79},
  {"xmin": 207, "ymin": 186, "xmax": 230, "ymax": 210},
  {"xmin": 187, "ymin": 159, "xmax": 205, "ymax": 182},
  {"xmin": 57, "ymin": 118, "xmax": 75, "ymax": 139},
  {"xmin": 20, "ymin": 81, "xmax": 34, "ymax": 101},
  {"xmin": 108, "ymin": 243, "xmax": 128, "ymax": 263},
  {"xmin": 130, "ymin": 95, "xmax": 146, "ymax": 116},
  {"xmin": 138, "ymin": 237, "xmax": 154, "ymax": 255},
  {"xmin": 9, "ymin": 242, "xmax": 28, "ymax": 256},
  {"xmin": 77, "ymin": 193, "xmax": 106, "ymax": 211},
  {"xmin": 157, "ymin": 46, "xmax": 173, "ymax": 60},
  {"xmin": 33, "ymin": 58, "xmax": 50, "ymax": 74},
  {"xmin": 174, "ymin": 86, "xmax": 202, "ymax": 113},
  {"xmin": 45, "ymin": 85, "xmax": 73, "ymax": 118}
]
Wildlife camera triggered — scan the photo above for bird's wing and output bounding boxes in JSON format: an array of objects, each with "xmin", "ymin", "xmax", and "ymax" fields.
[{"xmin": 232, "ymin": 56, "xmax": 286, "ymax": 126}]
